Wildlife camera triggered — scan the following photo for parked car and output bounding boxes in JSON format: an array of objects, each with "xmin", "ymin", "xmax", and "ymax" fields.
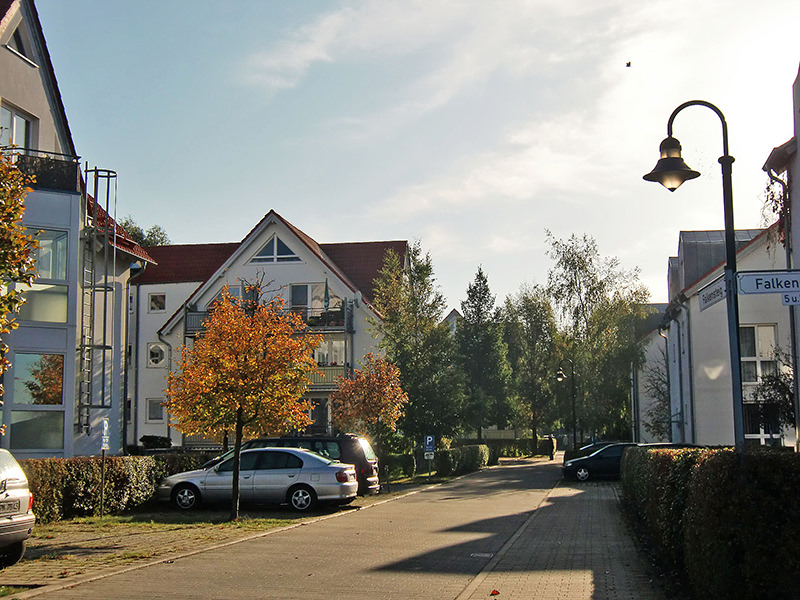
[
  {"xmin": 159, "ymin": 447, "xmax": 358, "ymax": 512},
  {"xmin": 562, "ymin": 443, "xmax": 639, "ymax": 482},
  {"xmin": 203, "ymin": 434, "xmax": 380, "ymax": 496},
  {"xmin": 0, "ymin": 450, "xmax": 35, "ymax": 568}
]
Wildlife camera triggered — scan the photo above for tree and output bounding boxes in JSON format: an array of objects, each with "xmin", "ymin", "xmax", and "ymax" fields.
[
  {"xmin": 500, "ymin": 284, "xmax": 558, "ymax": 439},
  {"xmin": 165, "ymin": 285, "xmax": 321, "ymax": 520},
  {"xmin": 372, "ymin": 241, "xmax": 465, "ymax": 446},
  {"xmin": 642, "ymin": 347, "xmax": 672, "ymax": 441},
  {"xmin": 0, "ymin": 153, "xmax": 38, "ymax": 433},
  {"xmin": 456, "ymin": 267, "xmax": 514, "ymax": 438},
  {"xmin": 546, "ymin": 232, "xmax": 649, "ymax": 440},
  {"xmin": 750, "ymin": 348, "xmax": 795, "ymax": 440},
  {"xmin": 118, "ymin": 215, "xmax": 171, "ymax": 246},
  {"xmin": 330, "ymin": 353, "xmax": 409, "ymax": 454}
]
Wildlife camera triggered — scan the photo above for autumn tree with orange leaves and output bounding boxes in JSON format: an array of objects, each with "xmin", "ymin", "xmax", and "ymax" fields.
[
  {"xmin": 0, "ymin": 152, "xmax": 38, "ymax": 433},
  {"xmin": 165, "ymin": 285, "xmax": 321, "ymax": 520},
  {"xmin": 331, "ymin": 353, "xmax": 408, "ymax": 453}
]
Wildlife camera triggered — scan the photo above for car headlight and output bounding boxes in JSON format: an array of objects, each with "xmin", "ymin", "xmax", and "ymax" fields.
[{"xmin": 564, "ymin": 461, "xmax": 574, "ymax": 468}]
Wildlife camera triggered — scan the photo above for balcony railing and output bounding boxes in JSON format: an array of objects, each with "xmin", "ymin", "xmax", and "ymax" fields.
[
  {"xmin": 308, "ymin": 365, "xmax": 346, "ymax": 386},
  {"xmin": 184, "ymin": 305, "xmax": 352, "ymax": 335},
  {"xmin": 2, "ymin": 148, "xmax": 80, "ymax": 192}
]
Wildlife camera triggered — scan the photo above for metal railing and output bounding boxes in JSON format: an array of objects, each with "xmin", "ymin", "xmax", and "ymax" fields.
[{"xmin": 2, "ymin": 147, "xmax": 80, "ymax": 192}]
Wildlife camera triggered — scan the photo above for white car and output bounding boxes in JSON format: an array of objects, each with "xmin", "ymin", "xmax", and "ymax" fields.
[
  {"xmin": 158, "ymin": 447, "xmax": 358, "ymax": 512},
  {"xmin": 0, "ymin": 450, "xmax": 35, "ymax": 567}
]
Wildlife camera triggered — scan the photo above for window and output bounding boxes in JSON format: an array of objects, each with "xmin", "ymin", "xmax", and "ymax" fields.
[
  {"xmin": 314, "ymin": 338, "xmax": 345, "ymax": 366},
  {"xmin": 146, "ymin": 398, "xmax": 164, "ymax": 422},
  {"xmin": 9, "ymin": 410, "xmax": 64, "ymax": 450},
  {"xmin": 17, "ymin": 283, "xmax": 68, "ymax": 322},
  {"xmin": 13, "ymin": 353, "xmax": 64, "ymax": 405},
  {"xmin": 255, "ymin": 450, "xmax": 303, "ymax": 470},
  {"xmin": 26, "ymin": 228, "xmax": 67, "ymax": 281},
  {"xmin": 148, "ymin": 293, "xmax": 166, "ymax": 313},
  {"xmin": 147, "ymin": 343, "xmax": 167, "ymax": 368},
  {"xmin": 740, "ymin": 325, "xmax": 777, "ymax": 384},
  {"xmin": 6, "ymin": 26, "xmax": 36, "ymax": 64},
  {"xmin": 251, "ymin": 236, "xmax": 300, "ymax": 263},
  {"xmin": 1, "ymin": 106, "xmax": 32, "ymax": 149},
  {"xmin": 218, "ymin": 451, "xmax": 260, "ymax": 472},
  {"xmin": 207, "ymin": 285, "xmax": 241, "ymax": 310}
]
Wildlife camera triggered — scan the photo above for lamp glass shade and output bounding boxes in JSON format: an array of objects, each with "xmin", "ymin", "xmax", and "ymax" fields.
[
  {"xmin": 643, "ymin": 136, "xmax": 701, "ymax": 191},
  {"xmin": 555, "ymin": 368, "xmax": 565, "ymax": 382}
]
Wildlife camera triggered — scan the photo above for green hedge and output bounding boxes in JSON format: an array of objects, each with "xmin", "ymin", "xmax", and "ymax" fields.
[
  {"xmin": 21, "ymin": 453, "xmax": 209, "ymax": 523},
  {"xmin": 382, "ymin": 453, "xmax": 416, "ymax": 480},
  {"xmin": 434, "ymin": 445, "xmax": 490, "ymax": 476},
  {"xmin": 621, "ymin": 447, "xmax": 800, "ymax": 600}
]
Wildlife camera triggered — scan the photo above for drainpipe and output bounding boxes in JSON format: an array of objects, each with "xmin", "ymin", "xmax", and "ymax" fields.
[
  {"xmin": 158, "ymin": 329, "xmax": 173, "ymax": 445},
  {"xmin": 658, "ymin": 325, "xmax": 671, "ymax": 441},
  {"xmin": 664, "ymin": 293, "xmax": 696, "ymax": 444},
  {"xmin": 124, "ymin": 261, "xmax": 146, "ymax": 453}
]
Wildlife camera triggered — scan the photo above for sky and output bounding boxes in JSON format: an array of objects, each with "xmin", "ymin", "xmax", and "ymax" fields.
[{"xmin": 33, "ymin": 0, "xmax": 800, "ymax": 311}]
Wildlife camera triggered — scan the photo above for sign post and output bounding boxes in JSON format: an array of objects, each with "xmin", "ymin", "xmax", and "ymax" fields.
[
  {"xmin": 100, "ymin": 417, "xmax": 110, "ymax": 516},
  {"xmin": 423, "ymin": 435, "xmax": 435, "ymax": 479}
]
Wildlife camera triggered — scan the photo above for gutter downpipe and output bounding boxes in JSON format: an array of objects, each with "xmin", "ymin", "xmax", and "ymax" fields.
[
  {"xmin": 658, "ymin": 326, "xmax": 671, "ymax": 441},
  {"xmin": 158, "ymin": 329, "xmax": 173, "ymax": 445},
  {"xmin": 766, "ymin": 168, "xmax": 799, "ymax": 450},
  {"xmin": 124, "ymin": 261, "xmax": 147, "ymax": 453},
  {"xmin": 677, "ymin": 293, "xmax": 697, "ymax": 444}
]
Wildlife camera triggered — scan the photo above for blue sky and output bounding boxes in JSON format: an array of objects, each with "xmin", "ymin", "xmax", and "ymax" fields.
[{"xmin": 35, "ymin": 0, "xmax": 800, "ymax": 311}]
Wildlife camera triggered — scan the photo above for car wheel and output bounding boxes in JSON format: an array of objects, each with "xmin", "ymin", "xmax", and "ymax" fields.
[
  {"xmin": 576, "ymin": 467, "xmax": 590, "ymax": 482},
  {"xmin": 0, "ymin": 540, "xmax": 26, "ymax": 568},
  {"xmin": 288, "ymin": 485, "xmax": 317, "ymax": 512},
  {"xmin": 172, "ymin": 484, "xmax": 200, "ymax": 510}
]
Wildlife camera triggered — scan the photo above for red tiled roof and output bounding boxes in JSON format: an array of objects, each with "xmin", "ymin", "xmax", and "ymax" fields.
[
  {"xmin": 134, "ymin": 243, "xmax": 239, "ymax": 285},
  {"xmin": 85, "ymin": 194, "xmax": 155, "ymax": 264},
  {"xmin": 321, "ymin": 241, "xmax": 407, "ymax": 305}
]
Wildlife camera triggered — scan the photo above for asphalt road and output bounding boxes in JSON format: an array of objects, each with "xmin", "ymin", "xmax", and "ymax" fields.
[{"xmin": 17, "ymin": 458, "xmax": 664, "ymax": 600}]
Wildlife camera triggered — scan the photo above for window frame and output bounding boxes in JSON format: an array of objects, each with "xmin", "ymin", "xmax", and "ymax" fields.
[
  {"xmin": 148, "ymin": 293, "xmax": 166, "ymax": 313},
  {"xmin": 146, "ymin": 398, "xmax": 165, "ymax": 423}
]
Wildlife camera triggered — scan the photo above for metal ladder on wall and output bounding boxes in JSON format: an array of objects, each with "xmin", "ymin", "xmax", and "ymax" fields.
[{"xmin": 77, "ymin": 167, "xmax": 117, "ymax": 433}]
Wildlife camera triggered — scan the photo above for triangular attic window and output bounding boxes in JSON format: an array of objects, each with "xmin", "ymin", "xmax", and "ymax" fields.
[
  {"xmin": 7, "ymin": 25, "xmax": 36, "ymax": 64},
  {"xmin": 251, "ymin": 235, "xmax": 301, "ymax": 263}
]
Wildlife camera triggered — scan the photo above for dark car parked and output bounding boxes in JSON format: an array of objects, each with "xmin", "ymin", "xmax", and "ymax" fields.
[
  {"xmin": 203, "ymin": 434, "xmax": 380, "ymax": 495},
  {"xmin": 562, "ymin": 442, "xmax": 639, "ymax": 481}
]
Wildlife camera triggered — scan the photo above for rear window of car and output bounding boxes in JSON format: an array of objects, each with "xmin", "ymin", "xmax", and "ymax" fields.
[
  {"xmin": 358, "ymin": 437, "xmax": 376, "ymax": 460},
  {"xmin": 0, "ymin": 451, "xmax": 25, "ymax": 481}
]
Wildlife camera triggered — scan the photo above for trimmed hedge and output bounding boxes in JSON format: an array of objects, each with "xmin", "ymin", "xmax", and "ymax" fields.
[
  {"xmin": 382, "ymin": 453, "xmax": 416, "ymax": 480},
  {"xmin": 434, "ymin": 444, "xmax": 490, "ymax": 476},
  {"xmin": 21, "ymin": 453, "xmax": 209, "ymax": 523},
  {"xmin": 621, "ymin": 447, "xmax": 800, "ymax": 600}
]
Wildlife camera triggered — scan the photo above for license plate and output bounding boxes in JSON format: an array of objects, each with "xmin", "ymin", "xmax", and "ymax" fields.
[{"xmin": 0, "ymin": 500, "xmax": 20, "ymax": 515}]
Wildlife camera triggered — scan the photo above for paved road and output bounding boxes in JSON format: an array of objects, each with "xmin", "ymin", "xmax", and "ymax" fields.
[{"xmin": 18, "ymin": 458, "xmax": 666, "ymax": 600}]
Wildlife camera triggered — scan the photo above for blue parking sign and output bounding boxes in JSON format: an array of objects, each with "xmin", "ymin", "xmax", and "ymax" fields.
[{"xmin": 424, "ymin": 435, "xmax": 435, "ymax": 453}]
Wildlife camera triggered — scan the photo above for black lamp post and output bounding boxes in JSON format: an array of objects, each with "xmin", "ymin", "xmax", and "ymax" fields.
[
  {"xmin": 556, "ymin": 359, "xmax": 576, "ymax": 449},
  {"xmin": 643, "ymin": 100, "xmax": 745, "ymax": 454}
]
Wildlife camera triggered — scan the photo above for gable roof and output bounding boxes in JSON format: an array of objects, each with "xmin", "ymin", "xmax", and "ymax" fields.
[
  {"xmin": 154, "ymin": 211, "xmax": 407, "ymax": 335},
  {"xmin": 2, "ymin": 0, "xmax": 76, "ymax": 156}
]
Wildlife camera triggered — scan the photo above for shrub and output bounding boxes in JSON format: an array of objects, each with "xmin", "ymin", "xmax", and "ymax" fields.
[
  {"xmin": 383, "ymin": 453, "xmax": 416, "ymax": 479},
  {"xmin": 20, "ymin": 453, "xmax": 209, "ymax": 523},
  {"xmin": 683, "ymin": 450, "xmax": 800, "ymax": 600}
]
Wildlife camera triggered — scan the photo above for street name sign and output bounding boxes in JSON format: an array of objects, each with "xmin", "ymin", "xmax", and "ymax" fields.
[
  {"xmin": 699, "ymin": 277, "xmax": 725, "ymax": 311},
  {"xmin": 738, "ymin": 271, "xmax": 800, "ymax": 295}
]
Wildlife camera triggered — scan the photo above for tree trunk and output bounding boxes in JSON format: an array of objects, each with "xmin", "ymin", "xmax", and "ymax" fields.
[{"xmin": 229, "ymin": 406, "xmax": 244, "ymax": 521}]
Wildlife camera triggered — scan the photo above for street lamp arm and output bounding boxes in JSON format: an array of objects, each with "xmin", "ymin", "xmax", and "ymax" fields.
[{"xmin": 667, "ymin": 100, "xmax": 731, "ymax": 158}]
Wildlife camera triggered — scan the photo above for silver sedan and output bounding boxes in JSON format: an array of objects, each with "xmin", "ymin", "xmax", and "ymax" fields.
[{"xmin": 157, "ymin": 447, "xmax": 358, "ymax": 512}]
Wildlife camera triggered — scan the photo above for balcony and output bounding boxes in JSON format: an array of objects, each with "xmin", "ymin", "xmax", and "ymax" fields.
[
  {"xmin": 308, "ymin": 365, "xmax": 346, "ymax": 387},
  {"xmin": 184, "ymin": 307, "xmax": 351, "ymax": 336},
  {"xmin": 3, "ymin": 149, "xmax": 80, "ymax": 192}
]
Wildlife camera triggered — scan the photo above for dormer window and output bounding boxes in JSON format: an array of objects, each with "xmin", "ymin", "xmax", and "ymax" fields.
[{"xmin": 251, "ymin": 236, "xmax": 300, "ymax": 263}]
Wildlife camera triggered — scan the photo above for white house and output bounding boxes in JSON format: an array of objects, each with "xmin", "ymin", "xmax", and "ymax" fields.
[
  {"xmin": 635, "ymin": 226, "xmax": 797, "ymax": 447},
  {"xmin": 128, "ymin": 210, "xmax": 407, "ymax": 448},
  {"xmin": 1, "ymin": 0, "xmax": 153, "ymax": 457}
]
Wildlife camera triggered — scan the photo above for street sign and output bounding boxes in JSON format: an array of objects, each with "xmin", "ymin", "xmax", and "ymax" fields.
[
  {"xmin": 699, "ymin": 277, "xmax": 726, "ymax": 311},
  {"xmin": 101, "ymin": 417, "xmax": 110, "ymax": 451},
  {"xmin": 423, "ymin": 435, "xmax": 435, "ymax": 453},
  {"xmin": 782, "ymin": 293, "xmax": 800, "ymax": 306},
  {"xmin": 424, "ymin": 451, "xmax": 434, "ymax": 460},
  {"xmin": 738, "ymin": 270, "xmax": 800, "ymax": 295}
]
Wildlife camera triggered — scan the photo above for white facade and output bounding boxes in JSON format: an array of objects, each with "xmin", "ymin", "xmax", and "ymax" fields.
[
  {"xmin": 650, "ymin": 228, "xmax": 797, "ymax": 448},
  {"xmin": 128, "ymin": 211, "xmax": 404, "ymax": 448}
]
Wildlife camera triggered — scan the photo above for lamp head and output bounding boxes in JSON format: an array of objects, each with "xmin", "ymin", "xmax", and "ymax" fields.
[
  {"xmin": 643, "ymin": 136, "xmax": 700, "ymax": 191},
  {"xmin": 555, "ymin": 368, "xmax": 565, "ymax": 382}
]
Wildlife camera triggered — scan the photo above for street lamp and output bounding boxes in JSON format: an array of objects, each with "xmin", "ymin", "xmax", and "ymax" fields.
[
  {"xmin": 556, "ymin": 359, "xmax": 577, "ymax": 450},
  {"xmin": 643, "ymin": 100, "xmax": 745, "ymax": 454}
]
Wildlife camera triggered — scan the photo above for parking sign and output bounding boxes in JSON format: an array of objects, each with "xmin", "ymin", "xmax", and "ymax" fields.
[{"xmin": 424, "ymin": 435, "xmax": 435, "ymax": 453}]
